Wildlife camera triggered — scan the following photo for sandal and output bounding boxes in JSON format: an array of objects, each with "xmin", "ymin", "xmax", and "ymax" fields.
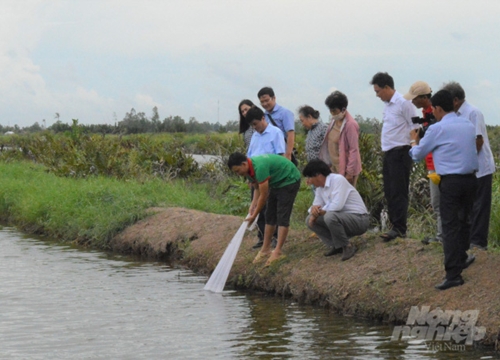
[
  {"xmin": 253, "ymin": 250, "xmax": 271, "ymax": 264},
  {"xmin": 264, "ymin": 252, "xmax": 286, "ymax": 267}
]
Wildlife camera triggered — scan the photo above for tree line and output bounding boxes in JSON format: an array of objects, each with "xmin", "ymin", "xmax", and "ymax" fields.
[
  {"xmin": 4, "ymin": 107, "xmax": 500, "ymax": 150},
  {"xmin": 0, "ymin": 107, "xmax": 240, "ymax": 135}
]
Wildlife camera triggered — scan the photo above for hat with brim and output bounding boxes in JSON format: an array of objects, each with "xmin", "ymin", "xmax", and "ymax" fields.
[{"xmin": 404, "ymin": 81, "xmax": 432, "ymax": 100}]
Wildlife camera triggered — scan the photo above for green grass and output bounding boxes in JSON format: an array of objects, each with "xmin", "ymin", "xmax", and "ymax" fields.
[
  {"xmin": 0, "ymin": 161, "xmax": 315, "ymax": 249},
  {"xmin": 0, "ymin": 162, "xmax": 236, "ymax": 248},
  {"xmin": 488, "ymin": 172, "xmax": 500, "ymax": 249}
]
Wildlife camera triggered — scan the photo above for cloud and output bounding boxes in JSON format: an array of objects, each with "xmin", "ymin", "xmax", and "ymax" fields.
[
  {"xmin": 135, "ymin": 93, "xmax": 161, "ymax": 109},
  {"xmin": 2, "ymin": 0, "xmax": 500, "ymax": 127}
]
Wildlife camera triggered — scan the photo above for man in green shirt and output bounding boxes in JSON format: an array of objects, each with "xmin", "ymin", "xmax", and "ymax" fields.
[{"xmin": 228, "ymin": 152, "xmax": 301, "ymax": 266}]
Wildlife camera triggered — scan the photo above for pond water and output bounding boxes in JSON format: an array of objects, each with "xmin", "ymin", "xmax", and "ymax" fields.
[{"xmin": 0, "ymin": 228, "xmax": 497, "ymax": 359}]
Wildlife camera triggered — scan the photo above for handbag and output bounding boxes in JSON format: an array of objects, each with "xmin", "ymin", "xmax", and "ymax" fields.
[{"xmin": 266, "ymin": 113, "xmax": 298, "ymax": 166}]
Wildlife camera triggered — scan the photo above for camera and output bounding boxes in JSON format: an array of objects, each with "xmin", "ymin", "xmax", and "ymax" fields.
[{"xmin": 411, "ymin": 112, "xmax": 436, "ymax": 138}]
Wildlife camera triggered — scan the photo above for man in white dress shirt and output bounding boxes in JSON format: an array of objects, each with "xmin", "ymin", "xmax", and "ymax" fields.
[
  {"xmin": 442, "ymin": 81, "xmax": 495, "ymax": 250},
  {"xmin": 304, "ymin": 159, "xmax": 370, "ymax": 261},
  {"xmin": 370, "ymin": 72, "xmax": 416, "ymax": 241}
]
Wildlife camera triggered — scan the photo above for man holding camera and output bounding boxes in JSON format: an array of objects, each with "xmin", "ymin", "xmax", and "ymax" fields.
[
  {"xmin": 404, "ymin": 81, "xmax": 442, "ymax": 245},
  {"xmin": 409, "ymin": 90, "xmax": 478, "ymax": 290},
  {"xmin": 442, "ymin": 82, "xmax": 495, "ymax": 251}
]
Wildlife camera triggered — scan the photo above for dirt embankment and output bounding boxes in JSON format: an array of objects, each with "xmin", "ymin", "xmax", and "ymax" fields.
[{"xmin": 110, "ymin": 207, "xmax": 500, "ymax": 348}]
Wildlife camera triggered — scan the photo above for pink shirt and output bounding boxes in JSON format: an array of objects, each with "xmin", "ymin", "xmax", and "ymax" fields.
[{"xmin": 319, "ymin": 111, "xmax": 362, "ymax": 177}]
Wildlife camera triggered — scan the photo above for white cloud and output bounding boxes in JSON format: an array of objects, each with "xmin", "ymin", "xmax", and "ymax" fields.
[
  {"xmin": 134, "ymin": 93, "xmax": 161, "ymax": 109},
  {"xmin": 2, "ymin": 0, "xmax": 500, "ymax": 127}
]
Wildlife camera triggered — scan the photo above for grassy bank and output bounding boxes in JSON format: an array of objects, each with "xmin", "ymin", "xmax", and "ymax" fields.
[
  {"xmin": 0, "ymin": 129, "xmax": 498, "ymax": 249},
  {"xmin": 0, "ymin": 162, "xmax": 313, "ymax": 248}
]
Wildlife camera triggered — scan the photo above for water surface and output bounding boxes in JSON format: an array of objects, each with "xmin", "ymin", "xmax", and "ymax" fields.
[{"xmin": 0, "ymin": 229, "xmax": 496, "ymax": 359}]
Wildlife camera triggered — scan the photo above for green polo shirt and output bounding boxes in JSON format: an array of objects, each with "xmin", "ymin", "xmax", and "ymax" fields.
[{"xmin": 246, "ymin": 154, "xmax": 301, "ymax": 189}]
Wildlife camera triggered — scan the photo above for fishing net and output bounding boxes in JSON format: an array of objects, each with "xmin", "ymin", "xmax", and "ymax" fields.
[{"xmin": 204, "ymin": 216, "xmax": 256, "ymax": 293}]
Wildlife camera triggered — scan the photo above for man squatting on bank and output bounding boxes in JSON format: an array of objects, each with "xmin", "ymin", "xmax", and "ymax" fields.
[
  {"xmin": 409, "ymin": 90, "xmax": 478, "ymax": 291},
  {"xmin": 228, "ymin": 153, "xmax": 301, "ymax": 266},
  {"xmin": 303, "ymin": 159, "xmax": 370, "ymax": 261}
]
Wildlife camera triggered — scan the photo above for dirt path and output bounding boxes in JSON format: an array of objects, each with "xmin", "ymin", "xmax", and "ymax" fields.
[{"xmin": 110, "ymin": 207, "xmax": 500, "ymax": 348}]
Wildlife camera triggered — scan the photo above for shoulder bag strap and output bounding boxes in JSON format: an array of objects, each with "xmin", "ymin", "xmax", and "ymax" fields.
[{"xmin": 267, "ymin": 113, "xmax": 287, "ymax": 143}]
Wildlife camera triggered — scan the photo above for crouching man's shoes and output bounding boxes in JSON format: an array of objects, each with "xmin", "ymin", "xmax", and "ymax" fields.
[
  {"xmin": 324, "ymin": 247, "xmax": 343, "ymax": 257},
  {"xmin": 435, "ymin": 277, "xmax": 464, "ymax": 290},
  {"xmin": 341, "ymin": 244, "xmax": 357, "ymax": 261},
  {"xmin": 463, "ymin": 254, "xmax": 475, "ymax": 269}
]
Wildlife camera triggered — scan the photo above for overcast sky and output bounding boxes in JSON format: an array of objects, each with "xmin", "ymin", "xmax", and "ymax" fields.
[{"xmin": 2, "ymin": 0, "xmax": 500, "ymax": 128}]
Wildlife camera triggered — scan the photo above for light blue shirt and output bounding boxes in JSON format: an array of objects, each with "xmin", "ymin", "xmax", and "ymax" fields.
[
  {"xmin": 457, "ymin": 101, "xmax": 496, "ymax": 178},
  {"xmin": 247, "ymin": 123, "xmax": 286, "ymax": 158},
  {"xmin": 409, "ymin": 112, "xmax": 478, "ymax": 175},
  {"xmin": 265, "ymin": 103, "xmax": 295, "ymax": 139}
]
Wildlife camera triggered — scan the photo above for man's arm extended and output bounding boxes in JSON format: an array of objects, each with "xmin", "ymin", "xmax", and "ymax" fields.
[{"xmin": 246, "ymin": 180, "xmax": 269, "ymax": 224}]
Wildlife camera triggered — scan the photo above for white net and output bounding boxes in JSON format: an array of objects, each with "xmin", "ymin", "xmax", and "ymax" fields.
[{"xmin": 203, "ymin": 219, "xmax": 250, "ymax": 293}]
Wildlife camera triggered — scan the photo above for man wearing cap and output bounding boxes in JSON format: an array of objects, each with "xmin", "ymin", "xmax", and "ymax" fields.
[
  {"xmin": 370, "ymin": 72, "xmax": 417, "ymax": 241},
  {"xmin": 409, "ymin": 90, "xmax": 478, "ymax": 290},
  {"xmin": 442, "ymin": 82, "xmax": 495, "ymax": 251},
  {"xmin": 404, "ymin": 81, "xmax": 442, "ymax": 245}
]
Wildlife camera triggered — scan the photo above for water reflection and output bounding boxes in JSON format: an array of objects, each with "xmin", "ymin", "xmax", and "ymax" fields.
[{"xmin": 0, "ymin": 228, "xmax": 497, "ymax": 359}]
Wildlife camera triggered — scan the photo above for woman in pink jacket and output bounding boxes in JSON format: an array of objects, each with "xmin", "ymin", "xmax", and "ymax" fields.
[{"xmin": 318, "ymin": 91, "xmax": 362, "ymax": 187}]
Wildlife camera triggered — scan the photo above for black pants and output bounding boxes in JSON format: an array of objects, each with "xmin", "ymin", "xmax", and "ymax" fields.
[
  {"xmin": 440, "ymin": 174, "xmax": 477, "ymax": 280},
  {"xmin": 382, "ymin": 146, "xmax": 412, "ymax": 234},
  {"xmin": 250, "ymin": 187, "xmax": 277, "ymax": 241},
  {"xmin": 470, "ymin": 174, "xmax": 492, "ymax": 248}
]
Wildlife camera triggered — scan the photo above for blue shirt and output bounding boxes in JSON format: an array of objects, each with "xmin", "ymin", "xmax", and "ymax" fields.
[
  {"xmin": 409, "ymin": 112, "xmax": 478, "ymax": 175},
  {"xmin": 265, "ymin": 103, "xmax": 295, "ymax": 139},
  {"xmin": 247, "ymin": 123, "xmax": 286, "ymax": 158}
]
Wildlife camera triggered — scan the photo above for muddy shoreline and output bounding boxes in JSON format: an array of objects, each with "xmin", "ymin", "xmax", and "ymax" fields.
[{"xmin": 109, "ymin": 207, "xmax": 500, "ymax": 349}]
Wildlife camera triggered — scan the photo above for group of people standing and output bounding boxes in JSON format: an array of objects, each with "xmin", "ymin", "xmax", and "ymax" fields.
[
  {"xmin": 230, "ymin": 86, "xmax": 366, "ymax": 266},
  {"xmin": 228, "ymin": 72, "xmax": 495, "ymax": 291}
]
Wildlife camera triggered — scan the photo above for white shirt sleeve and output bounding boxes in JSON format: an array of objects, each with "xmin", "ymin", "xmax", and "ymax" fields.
[
  {"xmin": 403, "ymin": 101, "xmax": 419, "ymax": 130},
  {"xmin": 321, "ymin": 176, "xmax": 352, "ymax": 212}
]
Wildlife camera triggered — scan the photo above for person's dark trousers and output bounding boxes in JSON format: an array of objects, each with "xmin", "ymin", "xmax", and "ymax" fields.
[
  {"xmin": 382, "ymin": 146, "xmax": 412, "ymax": 235},
  {"xmin": 440, "ymin": 174, "xmax": 478, "ymax": 281},
  {"xmin": 470, "ymin": 173, "xmax": 493, "ymax": 248},
  {"xmin": 250, "ymin": 187, "xmax": 276, "ymax": 241}
]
